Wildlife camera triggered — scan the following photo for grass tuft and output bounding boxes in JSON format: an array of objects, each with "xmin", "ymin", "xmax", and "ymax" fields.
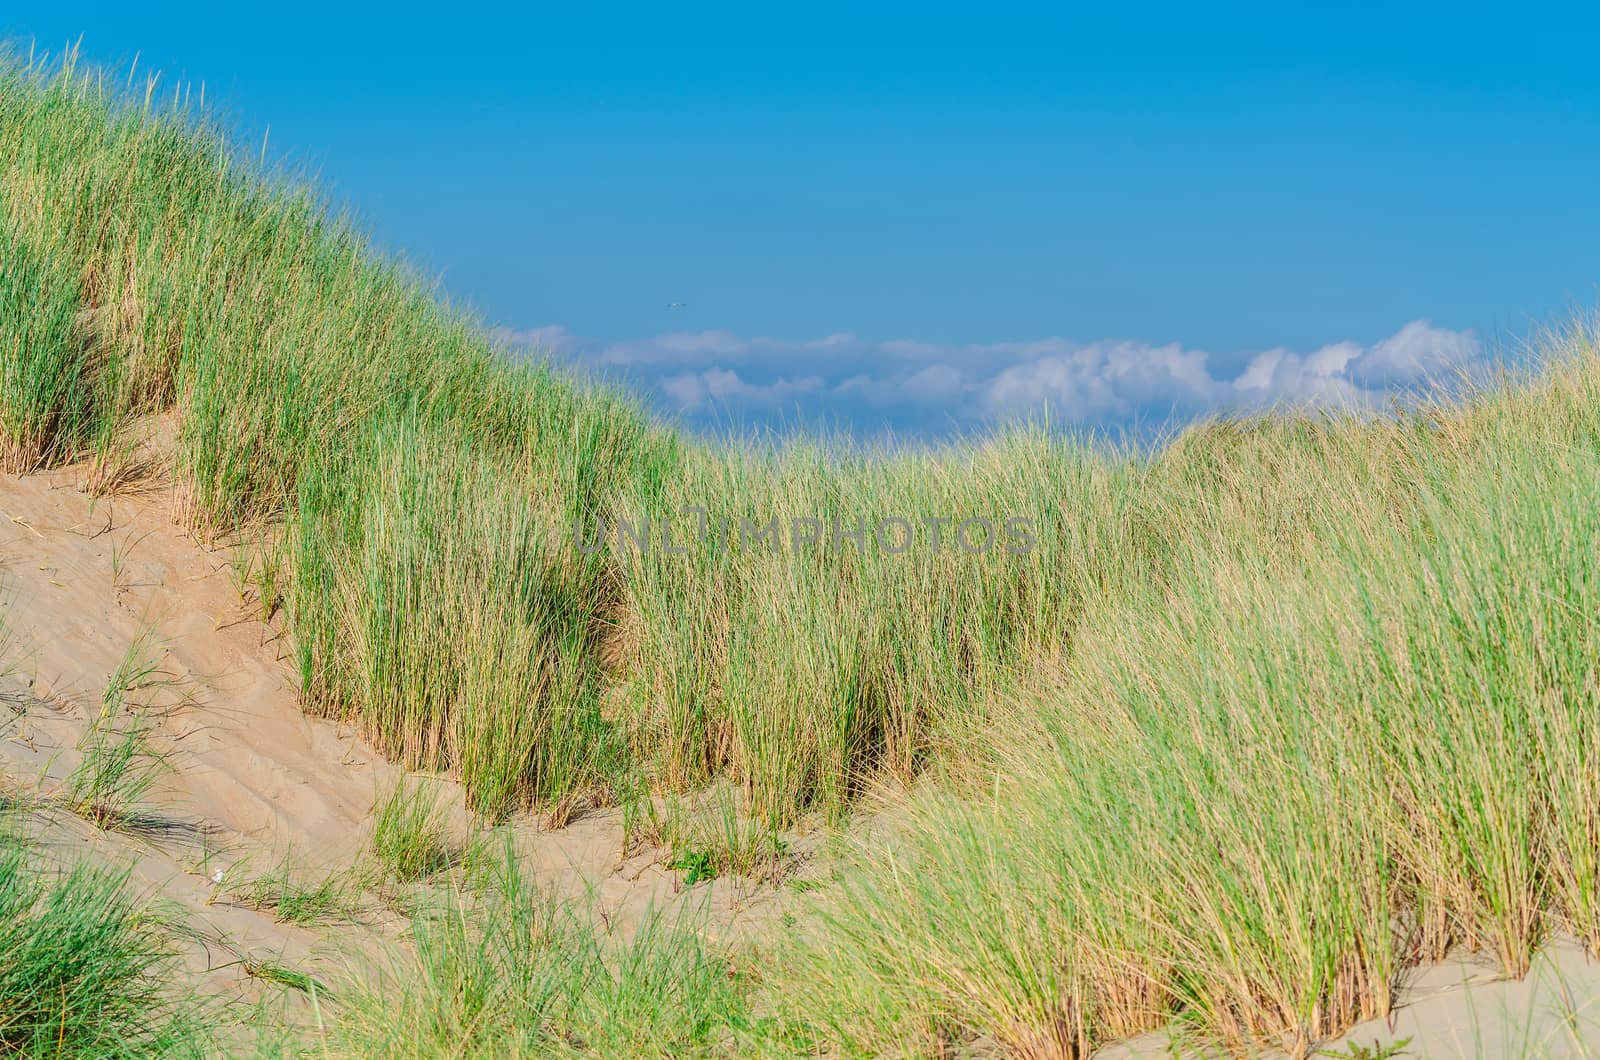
[
  {"xmin": 369, "ymin": 774, "xmax": 454, "ymax": 882},
  {"xmin": 65, "ymin": 708, "xmax": 166, "ymax": 832},
  {"xmin": 0, "ymin": 829, "xmax": 209, "ymax": 1056},
  {"xmin": 230, "ymin": 853, "xmax": 370, "ymax": 927},
  {"xmin": 338, "ymin": 836, "xmax": 752, "ymax": 1058}
]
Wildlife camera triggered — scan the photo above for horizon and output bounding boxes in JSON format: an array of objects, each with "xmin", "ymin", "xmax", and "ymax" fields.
[{"xmin": 7, "ymin": 5, "xmax": 1598, "ymax": 438}]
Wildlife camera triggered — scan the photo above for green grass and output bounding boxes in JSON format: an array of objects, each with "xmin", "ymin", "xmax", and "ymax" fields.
[
  {"xmin": 64, "ymin": 707, "xmax": 166, "ymax": 831},
  {"xmin": 241, "ymin": 955, "xmax": 335, "ymax": 1000},
  {"xmin": 369, "ymin": 774, "xmax": 455, "ymax": 882},
  {"xmin": 100, "ymin": 622, "xmax": 165, "ymax": 713},
  {"xmin": 337, "ymin": 837, "xmax": 754, "ymax": 1058},
  {"xmin": 650, "ymin": 785, "xmax": 791, "ymax": 884},
  {"xmin": 0, "ymin": 827, "xmax": 208, "ymax": 1056},
  {"xmin": 293, "ymin": 414, "xmax": 624, "ymax": 820},
  {"xmin": 231, "ymin": 853, "xmax": 371, "ymax": 927},
  {"xmin": 0, "ymin": 223, "xmax": 91, "ymax": 473},
  {"xmin": 63, "ymin": 627, "xmax": 177, "ymax": 831}
]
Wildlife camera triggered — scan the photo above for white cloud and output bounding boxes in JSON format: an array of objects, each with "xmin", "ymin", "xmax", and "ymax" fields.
[
  {"xmin": 983, "ymin": 340, "xmax": 1224, "ymax": 421},
  {"xmin": 659, "ymin": 368, "xmax": 825, "ymax": 413},
  {"xmin": 1231, "ymin": 346, "xmax": 1367, "ymax": 408},
  {"xmin": 498, "ymin": 320, "xmax": 1485, "ymax": 434},
  {"xmin": 492, "ymin": 324, "xmax": 582, "ymax": 355},
  {"xmin": 1353, "ymin": 319, "xmax": 1482, "ymax": 386}
]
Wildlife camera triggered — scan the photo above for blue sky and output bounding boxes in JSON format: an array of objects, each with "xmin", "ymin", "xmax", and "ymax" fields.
[{"xmin": 9, "ymin": 4, "xmax": 1600, "ymax": 437}]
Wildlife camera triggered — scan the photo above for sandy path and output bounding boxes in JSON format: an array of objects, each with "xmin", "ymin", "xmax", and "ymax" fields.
[{"xmin": 0, "ymin": 464, "xmax": 384, "ymax": 857}]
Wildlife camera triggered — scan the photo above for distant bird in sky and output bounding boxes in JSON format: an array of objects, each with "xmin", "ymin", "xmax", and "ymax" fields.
[{"xmin": 666, "ymin": 302, "xmax": 688, "ymax": 309}]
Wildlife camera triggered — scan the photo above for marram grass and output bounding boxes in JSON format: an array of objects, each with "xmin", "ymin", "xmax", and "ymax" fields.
[
  {"xmin": 11, "ymin": 42, "xmax": 1600, "ymax": 1059},
  {"xmin": 768, "ymin": 355, "xmax": 1600, "ymax": 1056},
  {"xmin": 336, "ymin": 837, "xmax": 753, "ymax": 1058},
  {"xmin": 0, "ymin": 46, "xmax": 1105, "ymax": 827},
  {"xmin": 0, "ymin": 827, "xmax": 207, "ymax": 1057},
  {"xmin": 0, "ymin": 223, "xmax": 90, "ymax": 471}
]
